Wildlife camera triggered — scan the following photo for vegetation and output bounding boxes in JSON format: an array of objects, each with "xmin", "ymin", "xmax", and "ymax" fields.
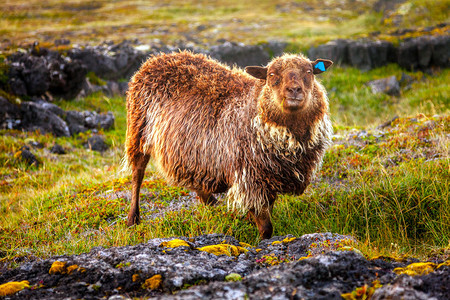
[
  {"xmin": 1, "ymin": 0, "xmax": 449, "ymax": 49},
  {"xmin": 0, "ymin": 0, "xmax": 449, "ymax": 267}
]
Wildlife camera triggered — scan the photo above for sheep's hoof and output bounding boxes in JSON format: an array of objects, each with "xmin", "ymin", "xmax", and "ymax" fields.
[
  {"xmin": 127, "ymin": 214, "xmax": 140, "ymax": 227},
  {"xmin": 196, "ymin": 191, "xmax": 218, "ymax": 206}
]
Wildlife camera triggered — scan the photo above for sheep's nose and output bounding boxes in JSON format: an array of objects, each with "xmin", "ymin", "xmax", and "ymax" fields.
[{"xmin": 286, "ymin": 86, "xmax": 302, "ymax": 94}]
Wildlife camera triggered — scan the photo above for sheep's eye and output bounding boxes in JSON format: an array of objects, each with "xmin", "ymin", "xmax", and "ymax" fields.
[
  {"xmin": 269, "ymin": 73, "xmax": 275, "ymax": 77},
  {"xmin": 306, "ymin": 70, "xmax": 312, "ymax": 74}
]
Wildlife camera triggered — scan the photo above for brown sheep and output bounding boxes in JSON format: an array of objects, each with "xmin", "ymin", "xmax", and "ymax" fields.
[{"xmin": 124, "ymin": 50, "xmax": 333, "ymax": 239}]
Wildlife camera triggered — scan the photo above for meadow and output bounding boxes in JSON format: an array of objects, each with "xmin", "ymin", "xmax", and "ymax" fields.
[{"xmin": 0, "ymin": 0, "xmax": 449, "ymax": 267}]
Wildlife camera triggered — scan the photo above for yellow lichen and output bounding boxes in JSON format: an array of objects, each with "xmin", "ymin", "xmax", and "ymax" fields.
[
  {"xmin": 437, "ymin": 260, "xmax": 450, "ymax": 269},
  {"xmin": 239, "ymin": 242, "xmax": 253, "ymax": 248},
  {"xmin": 66, "ymin": 264, "xmax": 79, "ymax": 275},
  {"xmin": 282, "ymin": 237, "xmax": 296, "ymax": 244},
  {"xmin": 341, "ymin": 280, "xmax": 382, "ymax": 300},
  {"xmin": 271, "ymin": 241, "xmax": 282, "ymax": 246},
  {"xmin": 0, "ymin": 280, "xmax": 30, "ymax": 296},
  {"xmin": 255, "ymin": 249, "xmax": 262, "ymax": 252},
  {"xmin": 142, "ymin": 274, "xmax": 162, "ymax": 290},
  {"xmin": 49, "ymin": 261, "xmax": 67, "ymax": 274},
  {"xmin": 393, "ymin": 262, "xmax": 436, "ymax": 276},
  {"xmin": 197, "ymin": 244, "xmax": 248, "ymax": 256},
  {"xmin": 132, "ymin": 274, "xmax": 140, "ymax": 282},
  {"xmin": 298, "ymin": 255, "xmax": 312, "ymax": 261},
  {"xmin": 159, "ymin": 239, "xmax": 190, "ymax": 248}
]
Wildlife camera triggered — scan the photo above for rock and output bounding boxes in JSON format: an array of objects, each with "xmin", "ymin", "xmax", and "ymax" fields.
[
  {"xmin": 430, "ymin": 34, "xmax": 450, "ymax": 69},
  {"xmin": 209, "ymin": 42, "xmax": 271, "ymax": 68},
  {"xmin": 0, "ymin": 96, "xmax": 22, "ymax": 130},
  {"xmin": 1, "ymin": 233, "xmax": 445, "ymax": 299},
  {"xmin": 367, "ymin": 75, "xmax": 400, "ymax": 96},
  {"xmin": 372, "ymin": 275, "xmax": 441, "ymax": 300},
  {"xmin": 66, "ymin": 110, "xmax": 115, "ymax": 135},
  {"xmin": 308, "ymin": 39, "xmax": 350, "ymax": 65},
  {"xmin": 84, "ymin": 135, "xmax": 109, "ymax": 152},
  {"xmin": 373, "ymin": 0, "xmax": 408, "ymax": 13},
  {"xmin": 17, "ymin": 146, "xmax": 40, "ymax": 167},
  {"xmin": 6, "ymin": 47, "xmax": 87, "ymax": 99},
  {"xmin": 348, "ymin": 40, "xmax": 394, "ymax": 71},
  {"xmin": 67, "ymin": 42, "xmax": 148, "ymax": 81},
  {"xmin": 47, "ymin": 56, "xmax": 87, "ymax": 99},
  {"xmin": 20, "ymin": 101, "xmax": 71, "ymax": 137},
  {"xmin": 50, "ymin": 144, "xmax": 66, "ymax": 155}
]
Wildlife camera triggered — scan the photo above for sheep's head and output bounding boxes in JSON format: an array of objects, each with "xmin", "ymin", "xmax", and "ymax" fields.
[{"xmin": 245, "ymin": 54, "xmax": 332, "ymax": 113}]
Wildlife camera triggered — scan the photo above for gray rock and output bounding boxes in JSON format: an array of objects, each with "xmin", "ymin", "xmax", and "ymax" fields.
[
  {"xmin": 20, "ymin": 101, "xmax": 71, "ymax": 137},
  {"xmin": 66, "ymin": 110, "xmax": 115, "ymax": 135},
  {"xmin": 50, "ymin": 143, "xmax": 66, "ymax": 155},
  {"xmin": 84, "ymin": 135, "xmax": 109, "ymax": 152},
  {"xmin": 308, "ymin": 39, "xmax": 350, "ymax": 65},
  {"xmin": 18, "ymin": 145, "xmax": 40, "ymax": 167},
  {"xmin": 1, "ymin": 233, "xmax": 447, "ymax": 300},
  {"xmin": 367, "ymin": 75, "xmax": 400, "ymax": 96},
  {"xmin": 209, "ymin": 42, "xmax": 271, "ymax": 68},
  {"xmin": 0, "ymin": 96, "xmax": 22, "ymax": 130}
]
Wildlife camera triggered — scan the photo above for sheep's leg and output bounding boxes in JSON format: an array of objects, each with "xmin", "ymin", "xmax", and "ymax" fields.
[
  {"xmin": 127, "ymin": 153, "xmax": 150, "ymax": 226},
  {"xmin": 195, "ymin": 190, "xmax": 218, "ymax": 206},
  {"xmin": 248, "ymin": 203, "xmax": 274, "ymax": 239}
]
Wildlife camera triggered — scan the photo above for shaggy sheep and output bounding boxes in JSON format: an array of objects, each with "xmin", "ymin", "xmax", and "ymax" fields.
[{"xmin": 124, "ymin": 51, "xmax": 333, "ymax": 239}]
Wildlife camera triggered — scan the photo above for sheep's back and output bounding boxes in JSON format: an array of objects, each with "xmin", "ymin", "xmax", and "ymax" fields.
[{"xmin": 128, "ymin": 51, "xmax": 257, "ymax": 191}]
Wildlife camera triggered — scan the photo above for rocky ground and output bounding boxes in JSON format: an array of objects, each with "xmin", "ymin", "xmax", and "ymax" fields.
[{"xmin": 0, "ymin": 233, "xmax": 448, "ymax": 299}]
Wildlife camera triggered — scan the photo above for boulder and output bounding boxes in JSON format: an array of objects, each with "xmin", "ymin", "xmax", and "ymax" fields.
[
  {"xmin": 17, "ymin": 145, "xmax": 40, "ymax": 167},
  {"xmin": 20, "ymin": 101, "xmax": 71, "ymax": 137},
  {"xmin": 367, "ymin": 75, "xmax": 400, "ymax": 96},
  {"xmin": 84, "ymin": 135, "xmax": 109, "ymax": 152},
  {"xmin": 209, "ymin": 42, "xmax": 272, "ymax": 68},
  {"xmin": 6, "ymin": 47, "xmax": 87, "ymax": 99},
  {"xmin": 308, "ymin": 39, "xmax": 350, "ymax": 65},
  {"xmin": 49, "ymin": 144, "xmax": 66, "ymax": 155},
  {"xmin": 66, "ymin": 110, "xmax": 115, "ymax": 135},
  {"xmin": 0, "ymin": 96, "xmax": 22, "ymax": 130}
]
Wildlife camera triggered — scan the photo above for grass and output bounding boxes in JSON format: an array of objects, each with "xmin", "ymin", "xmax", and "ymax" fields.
[
  {"xmin": 1, "ymin": 0, "xmax": 448, "ymax": 49},
  {"xmin": 1, "ymin": 67, "xmax": 449, "ymax": 266},
  {"xmin": 0, "ymin": 0, "xmax": 449, "ymax": 267}
]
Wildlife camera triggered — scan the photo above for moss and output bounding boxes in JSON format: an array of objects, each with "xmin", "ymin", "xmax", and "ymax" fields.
[
  {"xmin": 49, "ymin": 261, "xmax": 67, "ymax": 274},
  {"xmin": 159, "ymin": 239, "xmax": 190, "ymax": 248},
  {"xmin": 393, "ymin": 262, "xmax": 437, "ymax": 276},
  {"xmin": 0, "ymin": 280, "xmax": 30, "ymax": 296},
  {"xmin": 142, "ymin": 274, "xmax": 162, "ymax": 290},
  {"xmin": 197, "ymin": 244, "xmax": 248, "ymax": 257},
  {"xmin": 225, "ymin": 273, "xmax": 242, "ymax": 282},
  {"xmin": 86, "ymin": 72, "xmax": 106, "ymax": 86}
]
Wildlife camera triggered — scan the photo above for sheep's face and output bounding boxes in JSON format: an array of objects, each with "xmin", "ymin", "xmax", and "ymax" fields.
[{"xmin": 246, "ymin": 55, "xmax": 332, "ymax": 113}]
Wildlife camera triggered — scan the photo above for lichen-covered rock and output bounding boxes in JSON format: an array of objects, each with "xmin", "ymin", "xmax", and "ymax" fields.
[{"xmin": 0, "ymin": 233, "xmax": 447, "ymax": 299}]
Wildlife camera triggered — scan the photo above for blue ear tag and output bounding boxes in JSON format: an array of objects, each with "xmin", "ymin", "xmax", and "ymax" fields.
[{"xmin": 315, "ymin": 61, "xmax": 326, "ymax": 72}]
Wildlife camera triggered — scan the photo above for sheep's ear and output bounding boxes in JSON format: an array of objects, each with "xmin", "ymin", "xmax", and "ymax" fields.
[
  {"xmin": 312, "ymin": 59, "xmax": 333, "ymax": 74},
  {"xmin": 245, "ymin": 66, "xmax": 268, "ymax": 80}
]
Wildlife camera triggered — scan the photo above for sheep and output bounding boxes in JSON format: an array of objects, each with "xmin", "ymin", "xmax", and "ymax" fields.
[{"xmin": 124, "ymin": 50, "xmax": 333, "ymax": 239}]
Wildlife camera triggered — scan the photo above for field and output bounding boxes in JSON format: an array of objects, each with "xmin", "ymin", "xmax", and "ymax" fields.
[{"xmin": 1, "ymin": 0, "xmax": 449, "ymax": 267}]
